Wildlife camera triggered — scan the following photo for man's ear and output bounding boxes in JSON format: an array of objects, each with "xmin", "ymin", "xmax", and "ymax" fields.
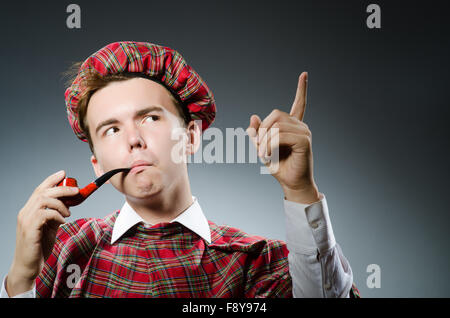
[
  {"xmin": 186, "ymin": 120, "xmax": 201, "ymax": 155},
  {"xmin": 90, "ymin": 154, "xmax": 110, "ymax": 184}
]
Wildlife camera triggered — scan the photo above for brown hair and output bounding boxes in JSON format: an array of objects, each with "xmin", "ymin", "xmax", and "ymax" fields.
[{"xmin": 62, "ymin": 62, "xmax": 192, "ymax": 157}]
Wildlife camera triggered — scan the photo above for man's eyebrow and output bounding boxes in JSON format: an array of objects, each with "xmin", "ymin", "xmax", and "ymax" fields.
[{"xmin": 95, "ymin": 105, "xmax": 164, "ymax": 135}]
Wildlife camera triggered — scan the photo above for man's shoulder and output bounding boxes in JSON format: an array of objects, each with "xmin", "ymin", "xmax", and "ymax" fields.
[
  {"xmin": 56, "ymin": 210, "xmax": 119, "ymax": 243},
  {"xmin": 207, "ymin": 220, "xmax": 287, "ymax": 254}
]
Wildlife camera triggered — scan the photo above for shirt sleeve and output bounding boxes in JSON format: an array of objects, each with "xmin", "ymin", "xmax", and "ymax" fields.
[
  {"xmin": 0, "ymin": 275, "xmax": 36, "ymax": 298},
  {"xmin": 284, "ymin": 192, "xmax": 354, "ymax": 298}
]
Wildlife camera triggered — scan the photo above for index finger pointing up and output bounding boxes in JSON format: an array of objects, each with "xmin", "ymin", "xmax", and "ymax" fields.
[{"xmin": 290, "ymin": 72, "xmax": 308, "ymax": 121}]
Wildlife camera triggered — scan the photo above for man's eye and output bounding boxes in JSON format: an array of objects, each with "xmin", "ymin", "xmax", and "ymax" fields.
[
  {"xmin": 105, "ymin": 127, "xmax": 118, "ymax": 136},
  {"xmin": 144, "ymin": 115, "xmax": 159, "ymax": 123}
]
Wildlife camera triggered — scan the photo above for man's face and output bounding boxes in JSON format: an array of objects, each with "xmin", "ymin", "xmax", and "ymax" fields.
[{"xmin": 86, "ymin": 77, "xmax": 192, "ymax": 201}]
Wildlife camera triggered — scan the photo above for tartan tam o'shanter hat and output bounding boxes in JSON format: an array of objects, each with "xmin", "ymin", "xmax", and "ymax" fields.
[{"xmin": 64, "ymin": 41, "xmax": 216, "ymax": 142}]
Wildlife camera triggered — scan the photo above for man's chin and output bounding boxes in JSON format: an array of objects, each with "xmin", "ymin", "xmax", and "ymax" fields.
[{"xmin": 124, "ymin": 186, "xmax": 163, "ymax": 202}]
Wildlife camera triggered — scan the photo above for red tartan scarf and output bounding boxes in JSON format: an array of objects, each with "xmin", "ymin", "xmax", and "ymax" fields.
[
  {"xmin": 36, "ymin": 212, "xmax": 292, "ymax": 297},
  {"xmin": 35, "ymin": 201, "xmax": 360, "ymax": 298}
]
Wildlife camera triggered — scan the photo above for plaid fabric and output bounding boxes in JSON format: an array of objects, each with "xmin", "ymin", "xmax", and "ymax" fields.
[
  {"xmin": 65, "ymin": 41, "xmax": 216, "ymax": 142},
  {"xmin": 36, "ymin": 211, "xmax": 360, "ymax": 298},
  {"xmin": 349, "ymin": 283, "xmax": 361, "ymax": 298}
]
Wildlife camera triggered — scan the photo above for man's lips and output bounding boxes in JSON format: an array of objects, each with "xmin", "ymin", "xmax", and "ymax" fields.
[
  {"xmin": 130, "ymin": 165, "xmax": 151, "ymax": 174},
  {"xmin": 129, "ymin": 160, "xmax": 153, "ymax": 174}
]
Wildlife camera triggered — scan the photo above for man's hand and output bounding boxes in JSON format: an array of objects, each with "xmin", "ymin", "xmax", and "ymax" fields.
[
  {"xmin": 246, "ymin": 72, "xmax": 321, "ymax": 204},
  {"xmin": 6, "ymin": 170, "xmax": 79, "ymax": 297}
]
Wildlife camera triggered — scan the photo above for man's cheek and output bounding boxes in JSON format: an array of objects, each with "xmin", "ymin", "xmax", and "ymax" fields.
[{"xmin": 171, "ymin": 132, "xmax": 191, "ymax": 164}]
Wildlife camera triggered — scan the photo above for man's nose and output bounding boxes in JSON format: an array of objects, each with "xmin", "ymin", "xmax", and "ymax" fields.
[{"xmin": 126, "ymin": 125, "xmax": 146, "ymax": 150}]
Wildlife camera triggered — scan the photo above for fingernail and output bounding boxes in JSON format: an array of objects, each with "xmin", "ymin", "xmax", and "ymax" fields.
[{"xmin": 57, "ymin": 170, "xmax": 64, "ymax": 175}]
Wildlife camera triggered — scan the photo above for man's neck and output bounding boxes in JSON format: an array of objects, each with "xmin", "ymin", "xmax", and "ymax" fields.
[{"xmin": 125, "ymin": 181, "xmax": 193, "ymax": 225}]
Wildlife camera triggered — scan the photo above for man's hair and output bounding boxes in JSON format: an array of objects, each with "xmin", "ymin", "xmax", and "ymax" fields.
[{"xmin": 62, "ymin": 62, "xmax": 192, "ymax": 157}]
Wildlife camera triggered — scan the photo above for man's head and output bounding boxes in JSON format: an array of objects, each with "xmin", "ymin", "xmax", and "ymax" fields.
[
  {"xmin": 63, "ymin": 41, "xmax": 216, "ymax": 204},
  {"xmin": 66, "ymin": 65, "xmax": 202, "ymax": 200}
]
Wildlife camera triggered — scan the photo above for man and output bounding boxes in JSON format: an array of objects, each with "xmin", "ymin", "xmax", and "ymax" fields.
[{"xmin": 1, "ymin": 41, "xmax": 359, "ymax": 298}]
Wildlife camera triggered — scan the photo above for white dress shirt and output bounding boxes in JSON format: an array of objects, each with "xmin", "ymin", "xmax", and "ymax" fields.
[{"xmin": 1, "ymin": 193, "xmax": 353, "ymax": 298}]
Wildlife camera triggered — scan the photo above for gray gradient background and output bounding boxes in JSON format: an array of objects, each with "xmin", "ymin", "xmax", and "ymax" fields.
[{"xmin": 0, "ymin": 0, "xmax": 449, "ymax": 297}]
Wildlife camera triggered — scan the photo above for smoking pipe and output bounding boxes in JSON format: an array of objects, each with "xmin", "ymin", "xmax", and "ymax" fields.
[{"xmin": 57, "ymin": 168, "xmax": 131, "ymax": 207}]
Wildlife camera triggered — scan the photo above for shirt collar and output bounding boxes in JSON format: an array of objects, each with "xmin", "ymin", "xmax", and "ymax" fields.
[{"xmin": 111, "ymin": 195, "xmax": 211, "ymax": 244}]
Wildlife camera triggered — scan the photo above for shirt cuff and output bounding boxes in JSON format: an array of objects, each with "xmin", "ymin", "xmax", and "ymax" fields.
[
  {"xmin": 1, "ymin": 275, "xmax": 36, "ymax": 298},
  {"xmin": 283, "ymin": 192, "xmax": 336, "ymax": 255}
]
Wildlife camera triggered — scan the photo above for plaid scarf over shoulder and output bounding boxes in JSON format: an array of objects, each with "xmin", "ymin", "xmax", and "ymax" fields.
[{"xmin": 35, "ymin": 211, "xmax": 360, "ymax": 298}]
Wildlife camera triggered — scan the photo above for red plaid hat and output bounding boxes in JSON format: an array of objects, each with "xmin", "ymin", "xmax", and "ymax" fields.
[{"xmin": 64, "ymin": 41, "xmax": 216, "ymax": 142}]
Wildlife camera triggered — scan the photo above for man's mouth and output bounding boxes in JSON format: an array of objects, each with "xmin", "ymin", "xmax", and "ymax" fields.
[
  {"xmin": 130, "ymin": 165, "xmax": 151, "ymax": 174},
  {"xmin": 129, "ymin": 160, "xmax": 153, "ymax": 174}
]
